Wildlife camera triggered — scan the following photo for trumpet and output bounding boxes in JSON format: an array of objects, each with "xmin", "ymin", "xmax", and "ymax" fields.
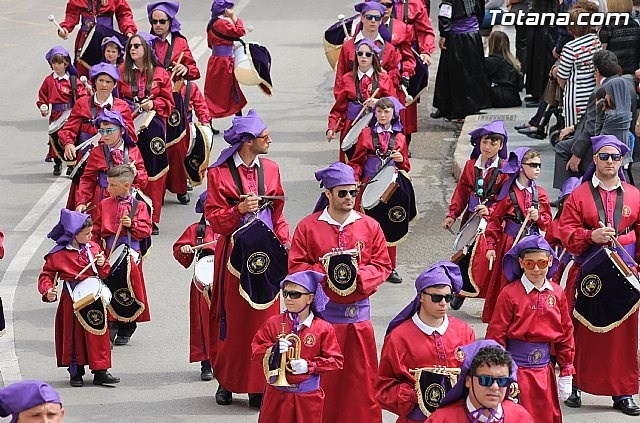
[
  {"xmin": 269, "ymin": 323, "xmax": 302, "ymax": 387},
  {"xmin": 318, "ymin": 246, "xmax": 361, "ymax": 265},
  {"xmin": 409, "ymin": 366, "xmax": 461, "ymax": 386}
]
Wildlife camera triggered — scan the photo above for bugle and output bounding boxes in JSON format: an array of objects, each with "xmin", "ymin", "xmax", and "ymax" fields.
[{"xmin": 268, "ymin": 323, "xmax": 302, "ymax": 387}]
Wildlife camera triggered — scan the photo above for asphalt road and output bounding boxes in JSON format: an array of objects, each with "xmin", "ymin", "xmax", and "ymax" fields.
[{"xmin": 0, "ymin": 1, "xmax": 637, "ymax": 422}]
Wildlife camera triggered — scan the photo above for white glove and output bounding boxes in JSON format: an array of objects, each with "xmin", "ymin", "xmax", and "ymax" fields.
[
  {"xmin": 557, "ymin": 375, "xmax": 573, "ymax": 401},
  {"xmin": 289, "ymin": 359, "xmax": 309, "ymax": 375},
  {"xmin": 278, "ymin": 338, "xmax": 292, "ymax": 353}
]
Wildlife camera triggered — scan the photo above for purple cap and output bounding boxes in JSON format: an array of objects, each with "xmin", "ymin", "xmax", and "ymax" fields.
[
  {"xmin": 496, "ymin": 147, "xmax": 533, "ymax": 201},
  {"xmin": 47, "ymin": 209, "xmax": 90, "ymax": 255},
  {"xmin": 559, "ymin": 176, "xmax": 581, "ymax": 201},
  {"xmin": 280, "ymin": 270, "xmax": 330, "ymax": 313},
  {"xmin": 45, "ymin": 46, "xmax": 78, "ymax": 77},
  {"xmin": 355, "ymin": 1, "xmax": 387, "ymax": 15},
  {"xmin": 211, "ymin": 0, "xmax": 234, "ymax": 17},
  {"xmin": 93, "ymin": 109, "xmax": 134, "ymax": 145},
  {"xmin": 502, "ymin": 235, "xmax": 558, "ymax": 283},
  {"xmin": 136, "ymin": 31, "xmax": 159, "ymax": 48},
  {"xmin": 591, "ymin": 134, "xmax": 630, "ymax": 156},
  {"xmin": 315, "ymin": 162, "xmax": 357, "ymax": 189},
  {"xmin": 210, "ymin": 109, "xmax": 268, "ymax": 168},
  {"xmin": 101, "ymin": 36, "xmax": 124, "ymax": 55},
  {"xmin": 0, "ymin": 380, "xmax": 62, "ymax": 423},
  {"xmin": 147, "ymin": 1, "xmax": 182, "ymax": 32},
  {"xmin": 386, "ymin": 261, "xmax": 462, "ymax": 335},
  {"xmin": 469, "ymin": 120, "xmax": 509, "ymax": 160},
  {"xmin": 355, "ymin": 38, "xmax": 382, "ymax": 55},
  {"xmin": 440, "ymin": 340, "xmax": 518, "ymax": 406},
  {"xmin": 89, "ymin": 62, "xmax": 120, "ymax": 82},
  {"xmin": 195, "ymin": 191, "xmax": 207, "ymax": 214}
]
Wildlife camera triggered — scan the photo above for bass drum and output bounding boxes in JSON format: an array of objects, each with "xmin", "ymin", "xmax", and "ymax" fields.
[
  {"xmin": 233, "ymin": 41, "xmax": 273, "ymax": 96},
  {"xmin": 323, "ymin": 14, "xmax": 360, "ymax": 70}
]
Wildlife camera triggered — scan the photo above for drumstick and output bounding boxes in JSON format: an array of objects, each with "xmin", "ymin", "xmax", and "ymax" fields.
[
  {"xmin": 74, "ymin": 253, "xmax": 104, "ymax": 279},
  {"xmin": 446, "ymin": 226, "xmax": 456, "ymax": 236},
  {"xmin": 512, "ymin": 212, "xmax": 531, "ymax": 245},
  {"xmin": 246, "ymin": 25, "xmax": 255, "ymax": 33},
  {"xmin": 599, "ymin": 221, "xmax": 640, "ymax": 268},
  {"xmin": 40, "ymin": 104, "xmax": 49, "ymax": 116},
  {"xmin": 557, "ymin": 248, "xmax": 567, "ymax": 262},
  {"xmin": 47, "ymin": 15, "xmax": 64, "ymax": 33},
  {"xmin": 192, "ymin": 240, "xmax": 217, "ymax": 250},
  {"xmin": 489, "ymin": 256, "xmax": 494, "ymax": 271},
  {"xmin": 401, "ymin": 85, "xmax": 414, "ymax": 106},
  {"xmin": 170, "ymin": 52, "xmax": 184, "ymax": 80},
  {"xmin": 338, "ymin": 14, "xmax": 350, "ymax": 39},
  {"xmin": 239, "ymin": 194, "xmax": 287, "ymax": 201},
  {"xmin": 107, "ymin": 220, "xmax": 125, "ymax": 263},
  {"xmin": 351, "ymin": 88, "xmax": 380, "ymax": 126},
  {"xmin": 411, "ymin": 47, "xmax": 428, "ymax": 64}
]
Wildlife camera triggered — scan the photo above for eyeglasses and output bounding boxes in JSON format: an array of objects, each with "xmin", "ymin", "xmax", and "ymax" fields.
[
  {"xmin": 522, "ymin": 162, "xmax": 542, "ymax": 169},
  {"xmin": 129, "ymin": 43, "xmax": 143, "ymax": 50},
  {"xmin": 364, "ymin": 14, "xmax": 383, "ymax": 21},
  {"xmin": 357, "ymin": 51, "xmax": 374, "ymax": 58},
  {"xmin": 336, "ymin": 189, "xmax": 359, "ymax": 198},
  {"xmin": 382, "ymin": 2, "xmax": 394, "ymax": 7},
  {"xmin": 151, "ymin": 18, "xmax": 169, "ymax": 24},
  {"xmin": 98, "ymin": 127, "xmax": 119, "ymax": 135},
  {"xmin": 282, "ymin": 290, "xmax": 311, "ymax": 299},
  {"xmin": 255, "ymin": 134, "xmax": 271, "ymax": 141},
  {"xmin": 474, "ymin": 374, "xmax": 512, "ymax": 388},
  {"xmin": 597, "ymin": 153, "xmax": 622, "ymax": 161},
  {"xmin": 421, "ymin": 292, "xmax": 455, "ymax": 303},
  {"xmin": 521, "ymin": 259, "xmax": 550, "ymax": 270}
]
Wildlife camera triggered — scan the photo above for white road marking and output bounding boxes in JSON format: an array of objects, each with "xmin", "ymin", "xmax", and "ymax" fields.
[{"xmin": 14, "ymin": 178, "xmax": 70, "ymax": 232}]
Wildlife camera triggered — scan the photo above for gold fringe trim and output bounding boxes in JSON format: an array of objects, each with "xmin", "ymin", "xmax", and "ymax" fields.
[
  {"xmin": 147, "ymin": 165, "xmax": 170, "ymax": 182},
  {"xmin": 186, "ymin": 124, "xmax": 211, "ymax": 187},
  {"xmin": 460, "ymin": 234, "xmax": 482, "ymax": 297},
  {"xmin": 107, "ymin": 256, "xmax": 146, "ymax": 322},
  {"xmin": 48, "ymin": 136, "xmax": 77, "ymax": 165},
  {"xmin": 573, "ymin": 298, "xmax": 640, "ymax": 333},
  {"xmin": 165, "ymin": 129, "xmax": 187, "ymax": 149},
  {"xmin": 73, "ymin": 302, "xmax": 108, "ymax": 336},
  {"xmin": 413, "ymin": 369, "xmax": 432, "ymax": 417}
]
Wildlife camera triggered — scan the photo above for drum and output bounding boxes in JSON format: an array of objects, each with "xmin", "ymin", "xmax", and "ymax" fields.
[
  {"xmin": 233, "ymin": 41, "xmax": 273, "ymax": 96},
  {"xmin": 451, "ymin": 213, "xmax": 488, "ymax": 297},
  {"xmin": 361, "ymin": 165, "xmax": 398, "ymax": 210},
  {"xmin": 71, "ymin": 276, "xmax": 112, "ymax": 311},
  {"xmin": 193, "ymin": 255, "xmax": 215, "ymax": 294},
  {"xmin": 48, "ymin": 110, "xmax": 72, "ymax": 135},
  {"xmin": 104, "ymin": 243, "xmax": 145, "ymax": 321},
  {"xmin": 48, "ymin": 110, "xmax": 73, "ymax": 163},
  {"xmin": 452, "ymin": 214, "xmax": 487, "ymax": 254},
  {"xmin": 341, "ymin": 112, "xmax": 373, "ymax": 152},
  {"xmin": 78, "ymin": 24, "xmax": 127, "ymax": 69},
  {"xmin": 69, "ymin": 276, "xmax": 111, "ymax": 335},
  {"xmin": 407, "ymin": 50, "xmax": 429, "ymax": 106},
  {"xmin": 184, "ymin": 122, "xmax": 211, "ymax": 186},
  {"xmin": 410, "ymin": 367, "xmax": 460, "ymax": 417},
  {"xmin": 323, "ymin": 15, "xmax": 360, "ymax": 69},
  {"xmin": 133, "ymin": 110, "xmax": 156, "ymax": 134},
  {"xmin": 135, "ymin": 112, "xmax": 169, "ymax": 180}
]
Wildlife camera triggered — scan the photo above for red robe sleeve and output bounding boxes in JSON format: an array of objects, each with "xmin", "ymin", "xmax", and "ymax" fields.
[
  {"xmin": 447, "ymin": 160, "xmax": 474, "ymax": 219},
  {"xmin": 536, "ymin": 187, "xmax": 552, "ymax": 233},
  {"xmin": 204, "ymin": 167, "xmax": 243, "ymax": 236},
  {"xmin": 172, "ymin": 223, "xmax": 217, "ymax": 269},
  {"xmin": 554, "ymin": 287, "xmax": 576, "ymax": 376},
  {"xmin": 376, "ymin": 334, "xmax": 420, "ymax": 417},
  {"xmin": 113, "ymin": 0, "xmax": 137, "ymax": 36},
  {"xmin": 57, "ymin": 98, "xmax": 89, "ymax": 147},
  {"xmin": 60, "ymin": 1, "xmax": 82, "ymax": 32},
  {"xmin": 209, "ymin": 17, "xmax": 246, "ymax": 46},
  {"xmin": 333, "ymin": 41, "xmax": 355, "ymax": 98},
  {"xmin": 349, "ymin": 129, "xmax": 373, "ymax": 183},
  {"xmin": 129, "ymin": 146, "xmax": 148, "ymax": 190},
  {"xmin": 151, "ymin": 67, "xmax": 175, "ymax": 119},
  {"xmin": 288, "ymin": 218, "xmax": 329, "ymax": 276},
  {"xmin": 76, "ymin": 145, "xmax": 105, "ymax": 207},
  {"xmin": 485, "ymin": 287, "xmax": 514, "ymax": 348},
  {"xmin": 186, "ymin": 83, "xmax": 211, "ymax": 123},
  {"xmin": 412, "ymin": 2, "xmax": 436, "ymax": 55},
  {"xmin": 356, "ymin": 219, "xmax": 391, "ymax": 296},
  {"xmin": 557, "ymin": 189, "xmax": 595, "ymax": 255},
  {"xmin": 172, "ymin": 36, "xmax": 200, "ymax": 81},
  {"xmin": 393, "ymin": 20, "xmax": 416, "ymax": 78},
  {"xmin": 327, "ymin": 74, "xmax": 351, "ymax": 134},
  {"xmin": 130, "ymin": 200, "xmax": 153, "ymax": 240},
  {"xmin": 37, "ymin": 76, "xmax": 53, "ymax": 109},
  {"xmin": 485, "ymin": 195, "xmax": 509, "ymax": 249}
]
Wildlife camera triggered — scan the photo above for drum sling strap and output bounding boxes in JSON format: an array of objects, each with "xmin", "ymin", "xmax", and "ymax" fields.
[
  {"xmin": 87, "ymin": 0, "xmax": 101, "ymax": 14},
  {"xmin": 162, "ymin": 38, "xmax": 175, "ymax": 70},
  {"xmin": 194, "ymin": 214, "xmax": 210, "ymax": 349},
  {"xmin": 81, "ymin": 101, "xmax": 99, "ymax": 125},
  {"xmin": 588, "ymin": 184, "xmax": 630, "ymax": 235},
  {"xmin": 225, "ymin": 157, "xmax": 265, "ymax": 197},
  {"xmin": 103, "ymin": 144, "xmax": 130, "ymax": 169},
  {"xmin": 209, "ymin": 19, "xmax": 242, "ymax": 42},
  {"xmin": 184, "ymin": 81, "xmax": 193, "ymax": 107},
  {"xmin": 372, "ymin": 131, "xmax": 396, "ymax": 158},
  {"xmin": 356, "ymin": 74, "xmax": 379, "ymax": 104},
  {"xmin": 131, "ymin": 71, "xmax": 153, "ymax": 100},
  {"xmin": 508, "ymin": 185, "xmax": 538, "ymax": 230},
  {"xmin": 473, "ymin": 159, "xmax": 503, "ymax": 200},
  {"xmin": 70, "ymin": 75, "xmax": 78, "ymax": 106},
  {"xmin": 390, "ymin": 1, "xmax": 410, "ymax": 23}
]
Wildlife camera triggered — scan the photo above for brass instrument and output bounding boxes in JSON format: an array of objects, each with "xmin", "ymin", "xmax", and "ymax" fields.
[
  {"xmin": 318, "ymin": 246, "xmax": 362, "ymax": 266},
  {"xmin": 409, "ymin": 366, "xmax": 462, "ymax": 385},
  {"xmin": 268, "ymin": 323, "xmax": 302, "ymax": 387}
]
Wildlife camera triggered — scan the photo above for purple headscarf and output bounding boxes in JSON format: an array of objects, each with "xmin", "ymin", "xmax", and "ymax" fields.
[
  {"xmin": 559, "ymin": 176, "xmax": 581, "ymax": 201},
  {"xmin": 469, "ymin": 120, "xmax": 508, "ymax": 160},
  {"xmin": 93, "ymin": 108, "xmax": 135, "ymax": 146},
  {"xmin": 496, "ymin": 147, "xmax": 533, "ymax": 201},
  {"xmin": 136, "ymin": 31, "xmax": 159, "ymax": 48},
  {"xmin": 582, "ymin": 134, "xmax": 630, "ymax": 183},
  {"xmin": 47, "ymin": 209, "xmax": 90, "ymax": 255},
  {"xmin": 386, "ymin": 261, "xmax": 462, "ymax": 335},
  {"xmin": 195, "ymin": 191, "xmax": 208, "ymax": 214},
  {"xmin": 45, "ymin": 46, "xmax": 78, "ymax": 77},
  {"xmin": 101, "ymin": 36, "xmax": 124, "ymax": 56},
  {"xmin": 147, "ymin": 1, "xmax": 182, "ymax": 32},
  {"xmin": 373, "ymin": 96, "xmax": 405, "ymax": 132},
  {"xmin": 314, "ymin": 162, "xmax": 357, "ymax": 189},
  {"xmin": 355, "ymin": 1, "xmax": 387, "ymax": 15},
  {"xmin": 280, "ymin": 271, "xmax": 330, "ymax": 314},
  {"xmin": 355, "ymin": 38, "xmax": 382, "ymax": 55},
  {"xmin": 211, "ymin": 0, "xmax": 234, "ymax": 17},
  {"xmin": 210, "ymin": 109, "xmax": 268, "ymax": 168},
  {"xmin": 89, "ymin": 62, "xmax": 120, "ymax": 83},
  {"xmin": 0, "ymin": 380, "xmax": 62, "ymax": 423},
  {"xmin": 502, "ymin": 235, "xmax": 558, "ymax": 283}
]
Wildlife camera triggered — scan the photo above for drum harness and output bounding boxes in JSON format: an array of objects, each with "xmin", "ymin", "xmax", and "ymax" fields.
[
  {"xmin": 195, "ymin": 214, "xmax": 211, "ymax": 353},
  {"xmin": 588, "ymin": 184, "xmax": 632, "ymax": 236},
  {"xmin": 507, "ymin": 184, "xmax": 538, "ymax": 234},
  {"xmin": 371, "ymin": 131, "xmax": 396, "ymax": 160},
  {"xmin": 355, "ymin": 73, "xmax": 379, "ymax": 106},
  {"xmin": 473, "ymin": 159, "xmax": 503, "ymax": 201}
]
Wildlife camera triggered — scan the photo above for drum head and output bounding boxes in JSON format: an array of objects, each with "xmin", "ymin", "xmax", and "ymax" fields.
[
  {"xmin": 341, "ymin": 112, "xmax": 373, "ymax": 151},
  {"xmin": 361, "ymin": 166, "xmax": 397, "ymax": 210},
  {"xmin": 109, "ymin": 244, "xmax": 129, "ymax": 270},
  {"xmin": 194, "ymin": 255, "xmax": 215, "ymax": 292},
  {"xmin": 453, "ymin": 214, "xmax": 485, "ymax": 252},
  {"xmin": 72, "ymin": 277, "xmax": 102, "ymax": 303},
  {"xmin": 48, "ymin": 109, "xmax": 72, "ymax": 134}
]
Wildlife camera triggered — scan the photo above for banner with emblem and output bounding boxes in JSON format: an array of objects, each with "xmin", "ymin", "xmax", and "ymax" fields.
[
  {"xmin": 410, "ymin": 367, "xmax": 460, "ymax": 417},
  {"xmin": 165, "ymin": 89, "xmax": 187, "ymax": 149},
  {"xmin": 321, "ymin": 250, "xmax": 359, "ymax": 296},
  {"xmin": 136, "ymin": 114, "xmax": 169, "ymax": 181}
]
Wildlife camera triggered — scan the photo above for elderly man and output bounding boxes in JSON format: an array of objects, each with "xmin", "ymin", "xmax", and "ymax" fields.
[{"xmin": 0, "ymin": 381, "xmax": 64, "ymax": 422}]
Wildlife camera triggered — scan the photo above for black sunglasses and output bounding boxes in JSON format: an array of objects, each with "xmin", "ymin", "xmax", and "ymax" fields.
[
  {"xmin": 151, "ymin": 19, "xmax": 169, "ymax": 24},
  {"xmin": 422, "ymin": 292, "xmax": 455, "ymax": 303},
  {"xmin": 130, "ymin": 43, "xmax": 143, "ymax": 50},
  {"xmin": 382, "ymin": 2, "xmax": 394, "ymax": 7},
  {"xmin": 357, "ymin": 51, "xmax": 374, "ymax": 58},
  {"xmin": 364, "ymin": 14, "xmax": 383, "ymax": 21},
  {"xmin": 597, "ymin": 152, "xmax": 622, "ymax": 161},
  {"xmin": 336, "ymin": 189, "xmax": 359, "ymax": 198},
  {"xmin": 522, "ymin": 162, "xmax": 541, "ymax": 169},
  {"xmin": 282, "ymin": 290, "xmax": 311, "ymax": 299},
  {"xmin": 474, "ymin": 374, "xmax": 512, "ymax": 388}
]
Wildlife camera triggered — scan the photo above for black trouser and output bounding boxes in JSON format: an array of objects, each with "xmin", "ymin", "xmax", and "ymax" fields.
[
  {"xmin": 109, "ymin": 321, "xmax": 137, "ymax": 339},
  {"xmin": 510, "ymin": 2, "xmax": 529, "ymax": 74}
]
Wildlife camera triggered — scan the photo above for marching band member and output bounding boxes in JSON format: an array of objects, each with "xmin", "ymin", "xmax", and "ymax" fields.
[
  {"xmin": 172, "ymin": 191, "xmax": 219, "ymax": 381},
  {"xmin": 334, "ymin": 2, "xmax": 402, "ymax": 97},
  {"xmin": 37, "ymin": 46, "xmax": 87, "ymax": 176},
  {"xmin": 0, "ymin": 381, "xmax": 64, "ymax": 422},
  {"xmin": 37, "ymin": 209, "xmax": 119, "ymax": 387},
  {"xmin": 558, "ymin": 135, "xmax": 640, "ymax": 416},
  {"xmin": 205, "ymin": 109, "xmax": 290, "ymax": 408},
  {"xmin": 56, "ymin": 0, "xmax": 136, "ymax": 78},
  {"xmin": 483, "ymin": 147, "xmax": 552, "ymax": 323},
  {"xmin": 101, "ymin": 36, "xmax": 124, "ymax": 66},
  {"xmin": 118, "ymin": 33, "xmax": 175, "ymax": 235},
  {"xmin": 486, "ymin": 235, "xmax": 575, "ymax": 422},
  {"xmin": 75, "ymin": 108, "xmax": 147, "ymax": 218},
  {"xmin": 288, "ymin": 162, "xmax": 392, "ymax": 423},
  {"xmin": 349, "ymin": 96, "xmax": 410, "ymax": 283},
  {"xmin": 93, "ymin": 165, "xmax": 153, "ymax": 346},
  {"xmin": 391, "ymin": 0, "xmax": 436, "ymax": 65},
  {"xmin": 377, "ymin": 261, "xmax": 475, "ymax": 422},
  {"xmin": 251, "ymin": 271, "xmax": 344, "ymax": 423},
  {"xmin": 426, "ymin": 340, "xmax": 533, "ymax": 422},
  {"xmin": 327, "ymin": 39, "xmax": 395, "ymax": 162},
  {"xmin": 204, "ymin": 0, "xmax": 247, "ymax": 119},
  {"xmin": 442, "ymin": 121, "xmax": 508, "ymax": 310}
]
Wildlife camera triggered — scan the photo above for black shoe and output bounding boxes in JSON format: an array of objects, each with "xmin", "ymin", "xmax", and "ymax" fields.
[
  {"xmin": 186, "ymin": 180, "xmax": 194, "ymax": 191},
  {"xmin": 450, "ymin": 296, "xmax": 465, "ymax": 310},
  {"xmin": 514, "ymin": 123, "xmax": 532, "ymax": 131},
  {"xmin": 66, "ymin": 166, "xmax": 74, "ymax": 176},
  {"xmin": 430, "ymin": 109, "xmax": 444, "ymax": 119},
  {"xmin": 386, "ymin": 269, "xmax": 403, "ymax": 284},
  {"xmin": 70, "ymin": 375, "xmax": 84, "ymax": 387},
  {"xmin": 215, "ymin": 385, "xmax": 232, "ymax": 405},
  {"xmin": 248, "ymin": 393, "xmax": 263, "ymax": 409},
  {"xmin": 53, "ymin": 163, "xmax": 62, "ymax": 176},
  {"xmin": 210, "ymin": 127, "xmax": 220, "ymax": 135},
  {"xmin": 525, "ymin": 101, "xmax": 539, "ymax": 108},
  {"xmin": 524, "ymin": 95, "xmax": 538, "ymax": 102},
  {"xmin": 114, "ymin": 335, "xmax": 130, "ymax": 346},
  {"xmin": 613, "ymin": 398, "xmax": 640, "ymax": 416},
  {"xmin": 152, "ymin": 223, "xmax": 159, "ymax": 236},
  {"xmin": 92, "ymin": 370, "xmax": 120, "ymax": 385},
  {"xmin": 200, "ymin": 361, "xmax": 214, "ymax": 381},
  {"xmin": 525, "ymin": 130, "xmax": 547, "ymax": 140},
  {"xmin": 549, "ymin": 200, "xmax": 558, "ymax": 208},
  {"xmin": 517, "ymin": 127, "xmax": 540, "ymax": 135},
  {"xmin": 564, "ymin": 391, "xmax": 581, "ymax": 408},
  {"xmin": 177, "ymin": 193, "xmax": 190, "ymax": 204}
]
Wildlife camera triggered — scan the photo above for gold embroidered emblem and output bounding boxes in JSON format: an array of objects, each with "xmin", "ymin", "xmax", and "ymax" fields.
[
  {"xmin": 87, "ymin": 309, "xmax": 104, "ymax": 325},
  {"xmin": 150, "ymin": 137, "xmax": 166, "ymax": 155},
  {"xmin": 247, "ymin": 252, "xmax": 269, "ymax": 275},
  {"xmin": 304, "ymin": 333, "xmax": 316, "ymax": 347},
  {"xmin": 546, "ymin": 295, "xmax": 556, "ymax": 307},
  {"xmin": 528, "ymin": 348, "xmax": 544, "ymax": 364},
  {"xmin": 388, "ymin": 206, "xmax": 407, "ymax": 223},
  {"xmin": 168, "ymin": 109, "xmax": 181, "ymax": 127},
  {"xmin": 425, "ymin": 384, "xmax": 446, "ymax": 408},
  {"xmin": 455, "ymin": 347, "xmax": 466, "ymax": 363},
  {"xmin": 580, "ymin": 274, "xmax": 602, "ymax": 298},
  {"xmin": 623, "ymin": 205, "xmax": 631, "ymax": 217},
  {"xmin": 114, "ymin": 288, "xmax": 134, "ymax": 306},
  {"xmin": 333, "ymin": 263, "xmax": 352, "ymax": 284}
]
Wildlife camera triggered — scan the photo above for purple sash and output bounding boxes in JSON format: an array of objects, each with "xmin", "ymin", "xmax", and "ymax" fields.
[
  {"xmin": 81, "ymin": 15, "xmax": 114, "ymax": 32},
  {"xmin": 468, "ymin": 195, "xmax": 480, "ymax": 214},
  {"xmin": 320, "ymin": 298, "xmax": 371, "ymax": 323},
  {"xmin": 450, "ymin": 17, "xmax": 479, "ymax": 34},
  {"xmin": 272, "ymin": 374, "xmax": 320, "ymax": 393},
  {"xmin": 407, "ymin": 406, "xmax": 427, "ymax": 421},
  {"xmin": 52, "ymin": 102, "xmax": 72, "ymax": 112},
  {"xmin": 212, "ymin": 45, "xmax": 233, "ymax": 57},
  {"xmin": 503, "ymin": 219, "xmax": 539, "ymax": 238},
  {"xmin": 347, "ymin": 101, "xmax": 363, "ymax": 121},
  {"xmin": 106, "ymin": 235, "xmax": 140, "ymax": 252},
  {"xmin": 506, "ymin": 338, "xmax": 550, "ymax": 368}
]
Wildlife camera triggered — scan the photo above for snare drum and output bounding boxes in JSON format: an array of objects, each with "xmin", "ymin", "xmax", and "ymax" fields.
[
  {"xmin": 341, "ymin": 112, "xmax": 373, "ymax": 152},
  {"xmin": 48, "ymin": 110, "xmax": 72, "ymax": 135},
  {"xmin": 134, "ymin": 110, "xmax": 156, "ymax": 134},
  {"xmin": 452, "ymin": 214, "xmax": 487, "ymax": 254},
  {"xmin": 361, "ymin": 165, "xmax": 399, "ymax": 210},
  {"xmin": 193, "ymin": 255, "xmax": 215, "ymax": 293},
  {"xmin": 71, "ymin": 276, "xmax": 112, "ymax": 311},
  {"xmin": 233, "ymin": 41, "xmax": 273, "ymax": 96}
]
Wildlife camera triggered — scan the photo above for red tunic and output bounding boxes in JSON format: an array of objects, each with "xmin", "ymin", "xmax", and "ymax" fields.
[
  {"xmin": 393, "ymin": 0, "xmax": 436, "ymax": 56},
  {"xmin": 288, "ymin": 212, "xmax": 392, "ymax": 423},
  {"xmin": 482, "ymin": 184, "xmax": 552, "ymax": 323},
  {"xmin": 204, "ymin": 18, "xmax": 247, "ymax": 118},
  {"xmin": 153, "ymin": 33, "xmax": 200, "ymax": 81},
  {"xmin": 377, "ymin": 316, "xmax": 475, "ymax": 423},
  {"xmin": 349, "ymin": 127, "xmax": 410, "ymax": 182},
  {"xmin": 60, "ymin": 0, "xmax": 137, "ymax": 77},
  {"xmin": 93, "ymin": 195, "xmax": 153, "ymax": 322},
  {"xmin": 172, "ymin": 222, "xmax": 219, "ymax": 362},
  {"xmin": 486, "ymin": 279, "xmax": 575, "ymax": 423},
  {"xmin": 205, "ymin": 158, "xmax": 290, "ymax": 394},
  {"xmin": 38, "ymin": 241, "xmax": 112, "ymax": 371},
  {"xmin": 251, "ymin": 313, "xmax": 344, "ymax": 423},
  {"xmin": 558, "ymin": 181, "xmax": 640, "ymax": 396},
  {"xmin": 426, "ymin": 399, "xmax": 534, "ymax": 422}
]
